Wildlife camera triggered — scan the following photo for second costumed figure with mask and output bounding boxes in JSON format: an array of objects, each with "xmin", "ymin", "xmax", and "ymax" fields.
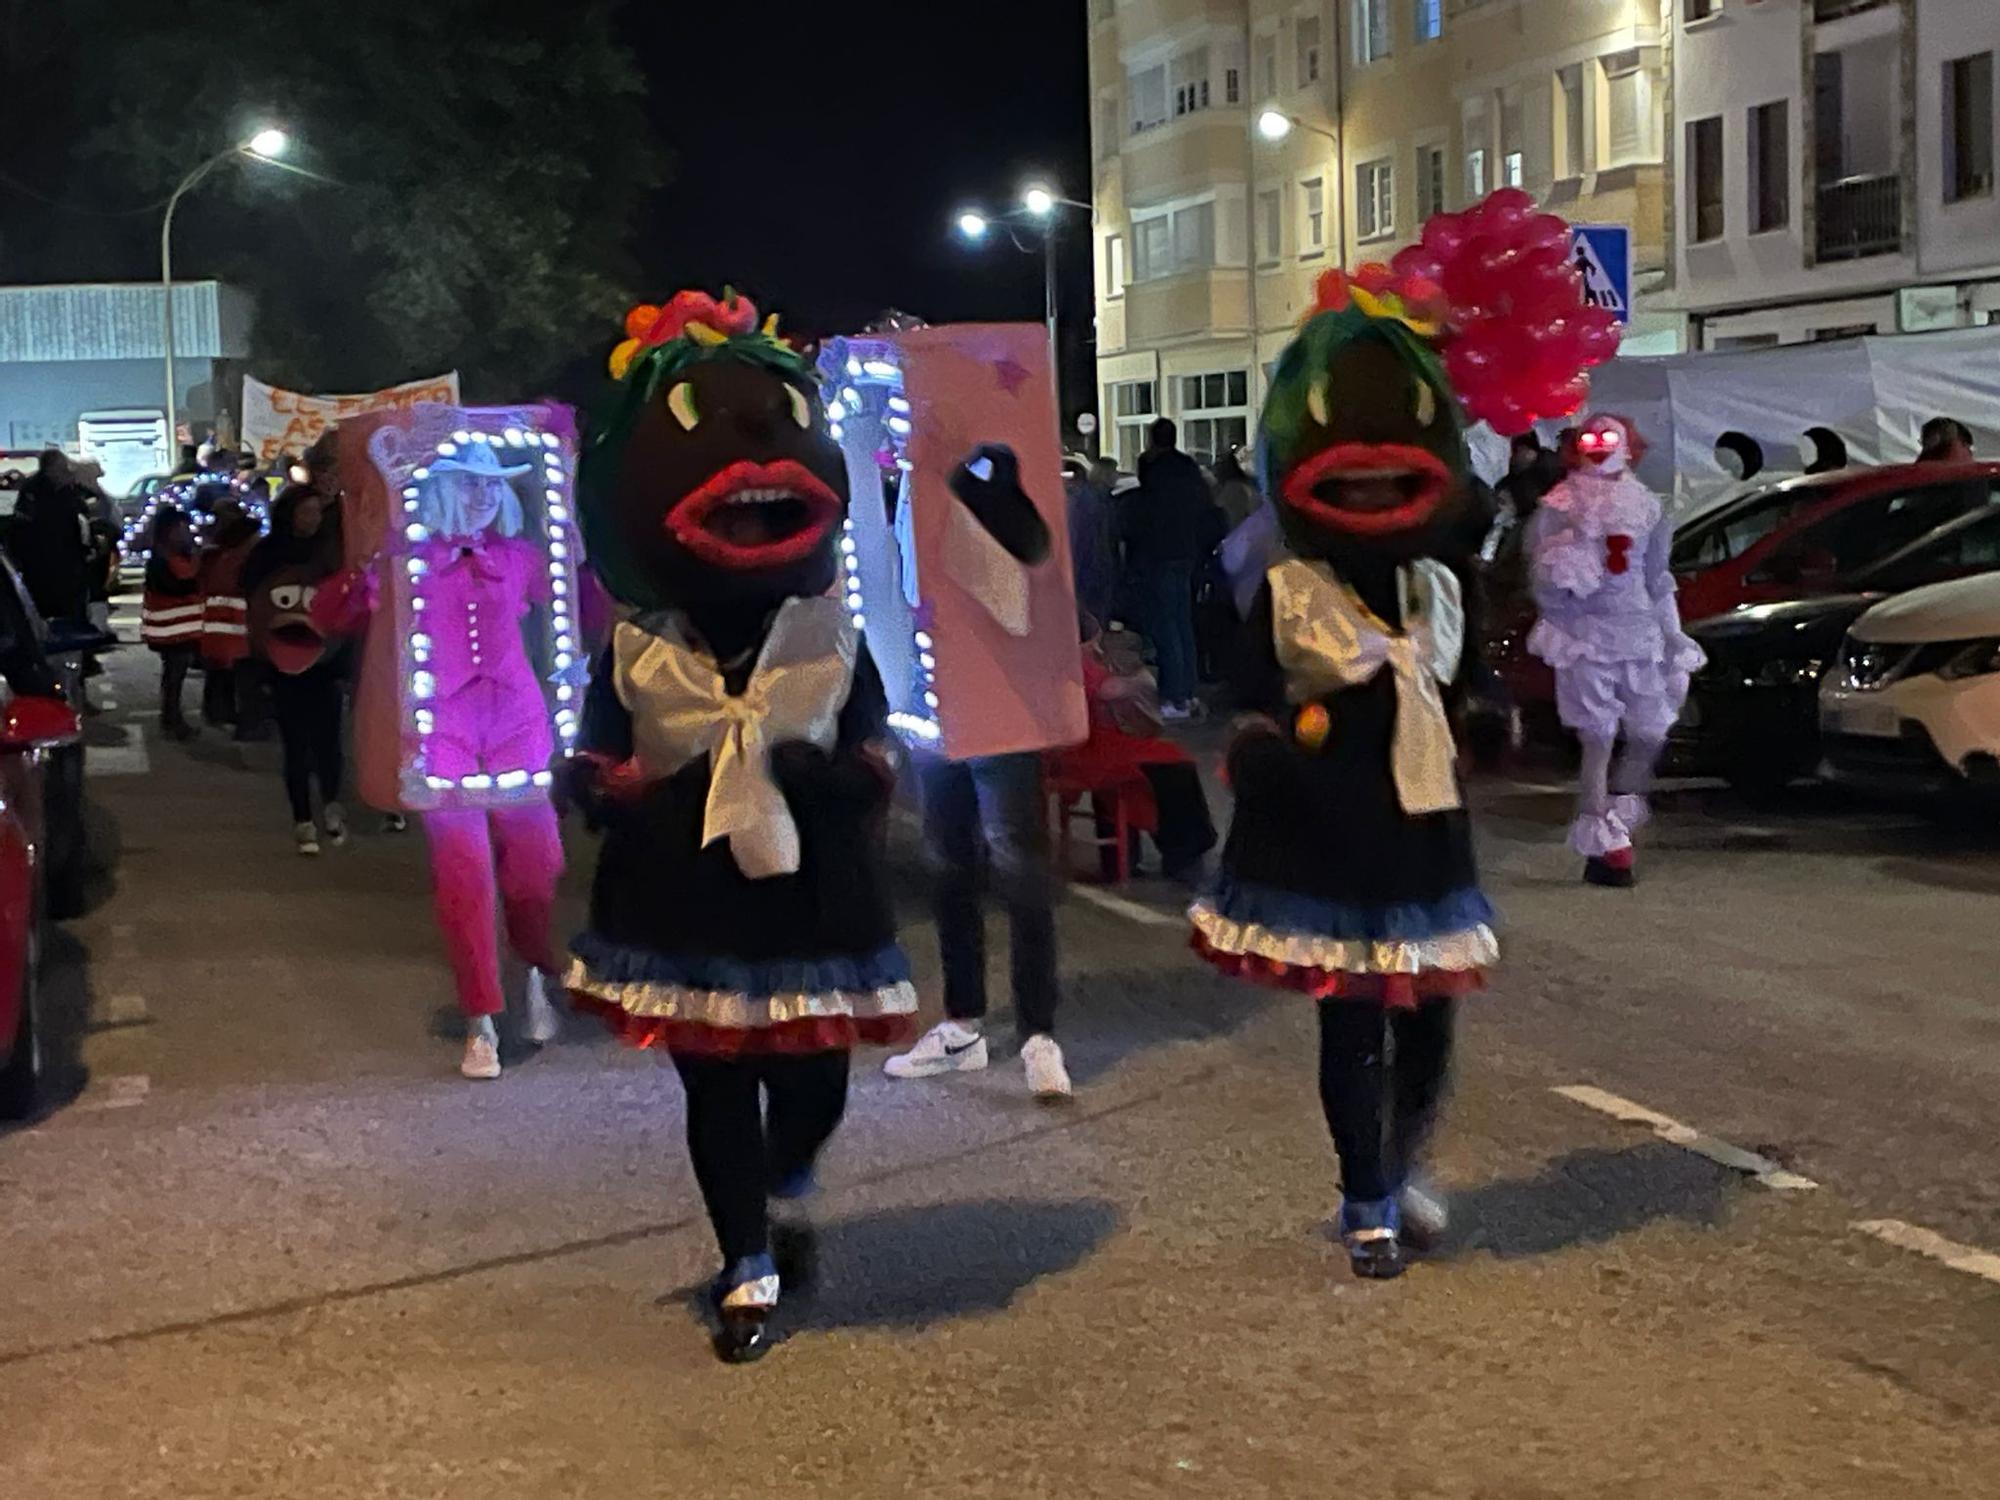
[{"xmin": 566, "ymin": 291, "xmax": 916, "ymax": 1363}]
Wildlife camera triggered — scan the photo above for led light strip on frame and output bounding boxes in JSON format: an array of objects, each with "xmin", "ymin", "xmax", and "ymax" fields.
[
  {"xmin": 400, "ymin": 423, "xmax": 574, "ymax": 797},
  {"xmin": 829, "ymin": 345, "xmax": 941, "ymax": 745}
]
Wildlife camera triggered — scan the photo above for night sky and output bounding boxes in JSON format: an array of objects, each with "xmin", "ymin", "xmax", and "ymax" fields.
[{"xmin": 619, "ymin": 0, "xmax": 1095, "ymax": 402}]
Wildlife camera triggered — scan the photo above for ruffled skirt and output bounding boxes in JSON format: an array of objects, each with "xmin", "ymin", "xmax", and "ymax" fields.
[
  {"xmin": 1189, "ymin": 877, "xmax": 1497, "ymax": 1008},
  {"xmin": 566, "ymin": 932, "xmax": 919, "ymax": 1057}
]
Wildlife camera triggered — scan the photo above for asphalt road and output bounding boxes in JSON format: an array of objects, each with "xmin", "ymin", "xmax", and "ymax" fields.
[{"xmin": 3, "ymin": 628, "xmax": 1999, "ymax": 1498}]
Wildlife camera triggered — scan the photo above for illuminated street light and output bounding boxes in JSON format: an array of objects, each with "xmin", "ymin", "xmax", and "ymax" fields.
[
  {"xmin": 1022, "ymin": 184, "xmax": 1056, "ymax": 217},
  {"xmin": 247, "ymin": 127, "xmax": 289, "ymax": 160},
  {"xmin": 957, "ymin": 210, "xmax": 991, "ymax": 241},
  {"xmin": 1257, "ymin": 108, "xmax": 1294, "ymax": 142}
]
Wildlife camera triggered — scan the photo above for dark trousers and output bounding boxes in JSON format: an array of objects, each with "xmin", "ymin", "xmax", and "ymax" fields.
[
  {"xmin": 1134, "ymin": 562, "xmax": 1197, "ymax": 705},
  {"xmin": 157, "ymin": 646, "xmax": 195, "ymax": 729},
  {"xmin": 919, "ymin": 752, "xmax": 1060, "ymax": 1037},
  {"xmin": 1316, "ymin": 998, "xmax": 1457, "ymax": 1207},
  {"xmin": 670, "ymin": 1049, "xmax": 850, "ymax": 1266},
  {"xmin": 270, "ymin": 668, "xmax": 344, "ymax": 823},
  {"xmin": 201, "ymin": 661, "xmax": 237, "ymax": 726}
]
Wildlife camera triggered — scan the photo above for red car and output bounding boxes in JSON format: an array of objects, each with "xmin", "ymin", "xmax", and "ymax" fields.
[
  {"xmin": 1489, "ymin": 461, "xmax": 2000, "ymax": 735},
  {"xmin": 0, "ymin": 573, "xmax": 86, "ymax": 1120}
]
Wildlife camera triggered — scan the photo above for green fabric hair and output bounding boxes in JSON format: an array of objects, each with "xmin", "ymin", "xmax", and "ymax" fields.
[
  {"xmin": 579, "ymin": 331, "xmax": 821, "ymax": 609},
  {"xmin": 1258, "ymin": 306, "xmax": 1464, "ymax": 489}
]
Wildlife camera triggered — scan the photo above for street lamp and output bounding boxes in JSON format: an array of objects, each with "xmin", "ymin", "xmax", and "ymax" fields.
[
  {"xmin": 952, "ymin": 181, "xmax": 1091, "ymax": 409},
  {"xmin": 1244, "ymin": 109, "xmax": 1344, "ymax": 414},
  {"xmin": 1257, "ymin": 108, "xmax": 1294, "ymax": 142},
  {"xmin": 160, "ymin": 126, "xmax": 291, "ymax": 465}
]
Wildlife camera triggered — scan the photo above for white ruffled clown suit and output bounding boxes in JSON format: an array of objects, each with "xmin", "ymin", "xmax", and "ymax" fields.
[{"xmin": 1524, "ymin": 417, "xmax": 1705, "ymax": 870}]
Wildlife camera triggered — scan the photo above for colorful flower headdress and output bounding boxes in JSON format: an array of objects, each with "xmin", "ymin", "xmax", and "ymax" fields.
[{"xmin": 606, "ymin": 287, "xmax": 812, "ymax": 385}]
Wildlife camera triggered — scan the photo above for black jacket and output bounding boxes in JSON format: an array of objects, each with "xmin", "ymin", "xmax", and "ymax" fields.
[{"xmin": 1122, "ymin": 448, "xmax": 1220, "ymax": 567}]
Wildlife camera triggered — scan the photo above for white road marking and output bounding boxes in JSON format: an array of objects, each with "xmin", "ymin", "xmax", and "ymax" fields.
[
  {"xmin": 1068, "ymin": 883, "xmax": 1185, "ymax": 928},
  {"xmin": 76, "ymin": 1074, "xmax": 150, "ymax": 1111},
  {"xmin": 1552, "ymin": 1084, "xmax": 1819, "ymax": 1191},
  {"xmin": 87, "ymin": 723, "xmax": 150, "ymax": 777},
  {"xmin": 94, "ymin": 991, "xmax": 151, "ymax": 1029},
  {"xmin": 1852, "ymin": 1219, "xmax": 2000, "ymax": 1287}
]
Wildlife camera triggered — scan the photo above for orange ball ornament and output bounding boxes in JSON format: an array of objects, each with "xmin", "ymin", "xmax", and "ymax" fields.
[{"xmin": 1294, "ymin": 702, "xmax": 1332, "ymax": 751}]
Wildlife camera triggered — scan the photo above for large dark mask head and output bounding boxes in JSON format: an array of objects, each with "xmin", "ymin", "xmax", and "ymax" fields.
[
  {"xmin": 581, "ymin": 292, "xmax": 848, "ymax": 611},
  {"xmin": 1261, "ymin": 305, "xmax": 1468, "ymax": 564}
]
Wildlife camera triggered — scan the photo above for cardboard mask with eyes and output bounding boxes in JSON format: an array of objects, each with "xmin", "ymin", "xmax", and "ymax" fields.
[
  {"xmin": 581, "ymin": 293, "xmax": 848, "ymax": 612},
  {"xmin": 247, "ymin": 565, "xmax": 329, "ymax": 676},
  {"xmin": 1260, "ymin": 305, "xmax": 1470, "ymax": 566}
]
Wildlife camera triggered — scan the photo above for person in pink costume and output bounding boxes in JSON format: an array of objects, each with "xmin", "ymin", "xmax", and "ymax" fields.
[
  {"xmin": 319, "ymin": 442, "xmax": 565, "ymax": 1077},
  {"xmin": 1524, "ymin": 414, "xmax": 1705, "ymax": 887}
]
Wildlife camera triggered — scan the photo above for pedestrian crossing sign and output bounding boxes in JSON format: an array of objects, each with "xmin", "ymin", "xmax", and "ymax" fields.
[{"xmin": 1569, "ymin": 224, "xmax": 1630, "ymax": 323}]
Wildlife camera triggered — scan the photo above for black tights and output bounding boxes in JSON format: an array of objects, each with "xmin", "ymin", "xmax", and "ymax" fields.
[
  {"xmin": 271, "ymin": 668, "xmax": 344, "ymax": 824},
  {"xmin": 1316, "ymin": 998, "xmax": 1457, "ymax": 1205},
  {"xmin": 670, "ymin": 1049, "xmax": 850, "ymax": 1267},
  {"xmin": 157, "ymin": 646, "xmax": 194, "ymax": 729}
]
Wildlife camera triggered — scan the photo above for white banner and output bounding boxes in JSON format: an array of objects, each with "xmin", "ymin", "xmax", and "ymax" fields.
[{"xmin": 241, "ymin": 371, "xmax": 461, "ymax": 466}]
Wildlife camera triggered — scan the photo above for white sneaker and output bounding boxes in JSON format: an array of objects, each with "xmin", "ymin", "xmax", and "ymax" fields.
[
  {"xmin": 294, "ymin": 821, "xmax": 321, "ymax": 857},
  {"xmin": 1160, "ymin": 702, "xmax": 1192, "ymax": 722},
  {"xmin": 1021, "ymin": 1034, "xmax": 1073, "ymax": 1102},
  {"xmin": 883, "ymin": 1020, "xmax": 988, "ymax": 1079},
  {"xmin": 460, "ymin": 1031, "xmax": 502, "ymax": 1080},
  {"xmin": 523, "ymin": 968, "xmax": 562, "ymax": 1044},
  {"xmin": 322, "ymin": 802, "xmax": 348, "ymax": 846},
  {"xmin": 383, "ymin": 812, "xmax": 408, "ymax": 833}
]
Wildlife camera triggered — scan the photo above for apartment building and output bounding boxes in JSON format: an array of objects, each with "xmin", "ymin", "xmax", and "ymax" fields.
[
  {"xmin": 1088, "ymin": 0, "xmax": 1675, "ymax": 467},
  {"xmin": 1672, "ymin": 0, "xmax": 2000, "ymax": 348}
]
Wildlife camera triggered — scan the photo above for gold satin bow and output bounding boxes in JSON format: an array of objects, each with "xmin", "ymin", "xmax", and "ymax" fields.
[
  {"xmin": 1268, "ymin": 557, "xmax": 1464, "ymax": 816},
  {"xmin": 613, "ymin": 597, "xmax": 858, "ymax": 879}
]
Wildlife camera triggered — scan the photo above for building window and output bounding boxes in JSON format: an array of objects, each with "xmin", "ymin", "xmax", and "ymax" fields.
[
  {"xmin": 1110, "ymin": 380, "xmax": 1158, "ymax": 469},
  {"xmin": 1298, "ymin": 16, "xmax": 1323, "ymax": 87},
  {"xmin": 1688, "ymin": 114, "xmax": 1725, "ymax": 242},
  {"xmin": 1300, "ymin": 177, "xmax": 1326, "ymax": 254},
  {"xmin": 1749, "ymin": 101, "xmax": 1790, "ymax": 232},
  {"xmin": 1414, "ymin": 0, "xmax": 1442, "ymax": 44},
  {"xmin": 1257, "ymin": 188, "xmax": 1283, "ymax": 264},
  {"xmin": 1355, "ymin": 0, "xmax": 1390, "ymax": 65},
  {"xmin": 1130, "ymin": 64, "xmax": 1168, "ymax": 134},
  {"xmin": 1105, "ymin": 234, "xmax": 1126, "ymax": 299},
  {"xmin": 1224, "ymin": 61, "xmax": 1241, "ymax": 106},
  {"xmin": 1171, "ymin": 47, "xmax": 1212, "ymax": 118},
  {"xmin": 1945, "ymin": 52, "xmax": 1996, "ymax": 203},
  {"xmin": 1133, "ymin": 200, "xmax": 1219, "ymax": 281},
  {"xmin": 1500, "ymin": 86, "xmax": 1525, "ymax": 188},
  {"xmin": 1558, "ymin": 65, "xmax": 1587, "ymax": 178},
  {"xmin": 1685, "ymin": 0, "xmax": 1720, "ymax": 21},
  {"xmin": 1255, "ymin": 32, "xmax": 1278, "ymax": 98},
  {"xmin": 1602, "ymin": 50, "xmax": 1659, "ymax": 166},
  {"xmin": 1463, "ymin": 95, "xmax": 1490, "ymax": 199},
  {"xmin": 1357, "ymin": 158, "xmax": 1395, "ymax": 240},
  {"xmin": 1417, "ymin": 144, "xmax": 1446, "ymax": 219},
  {"xmin": 1179, "ymin": 371, "xmax": 1251, "ymax": 464}
]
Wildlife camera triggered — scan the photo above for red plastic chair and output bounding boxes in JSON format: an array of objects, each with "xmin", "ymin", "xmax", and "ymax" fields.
[{"xmin": 1045, "ymin": 759, "xmax": 1158, "ymax": 885}]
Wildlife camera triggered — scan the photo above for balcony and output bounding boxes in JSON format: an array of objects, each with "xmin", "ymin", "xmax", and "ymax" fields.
[
  {"xmin": 1812, "ymin": 0, "xmax": 1889, "ymax": 20},
  {"xmin": 1815, "ymin": 174, "xmax": 1902, "ymax": 262}
]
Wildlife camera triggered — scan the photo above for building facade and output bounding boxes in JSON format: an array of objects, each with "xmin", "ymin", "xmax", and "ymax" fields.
[
  {"xmin": 1088, "ymin": 0, "xmax": 1675, "ymax": 467},
  {"xmin": 1672, "ymin": 0, "xmax": 2000, "ymax": 348}
]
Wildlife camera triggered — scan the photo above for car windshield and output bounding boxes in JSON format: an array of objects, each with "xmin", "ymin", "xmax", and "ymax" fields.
[{"xmin": 1670, "ymin": 480, "xmax": 1818, "ymax": 571}]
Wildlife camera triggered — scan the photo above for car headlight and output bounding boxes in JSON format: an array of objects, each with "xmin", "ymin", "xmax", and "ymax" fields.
[{"xmin": 1937, "ymin": 639, "xmax": 2000, "ymax": 681}]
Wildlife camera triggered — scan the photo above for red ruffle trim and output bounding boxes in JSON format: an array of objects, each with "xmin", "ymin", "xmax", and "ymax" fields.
[
  {"xmin": 1190, "ymin": 930, "xmax": 1486, "ymax": 1009},
  {"xmin": 569, "ymin": 990, "xmax": 914, "ymax": 1058}
]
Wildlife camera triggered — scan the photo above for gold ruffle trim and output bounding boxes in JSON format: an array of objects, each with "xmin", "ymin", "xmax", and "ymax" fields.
[
  {"xmin": 1188, "ymin": 901, "xmax": 1498, "ymax": 975},
  {"xmin": 564, "ymin": 960, "xmax": 919, "ymax": 1030}
]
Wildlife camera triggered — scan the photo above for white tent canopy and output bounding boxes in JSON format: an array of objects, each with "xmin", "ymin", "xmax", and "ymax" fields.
[{"xmin": 1578, "ymin": 325, "xmax": 2000, "ymax": 512}]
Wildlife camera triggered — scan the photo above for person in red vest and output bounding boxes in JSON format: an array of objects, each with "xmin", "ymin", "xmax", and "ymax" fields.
[
  {"xmin": 140, "ymin": 504, "xmax": 203, "ymax": 740},
  {"xmin": 196, "ymin": 499, "xmax": 262, "ymax": 731}
]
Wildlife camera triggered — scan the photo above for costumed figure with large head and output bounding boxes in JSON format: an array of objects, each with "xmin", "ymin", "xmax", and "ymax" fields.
[
  {"xmin": 1194, "ymin": 188, "xmax": 1618, "ymax": 1278},
  {"xmin": 1525, "ymin": 413, "xmax": 1703, "ymax": 886},
  {"xmin": 818, "ymin": 324, "xmax": 1087, "ymax": 1097},
  {"xmin": 568, "ymin": 289, "xmax": 915, "ymax": 1363},
  {"xmin": 318, "ymin": 403, "xmax": 583, "ymax": 1078}
]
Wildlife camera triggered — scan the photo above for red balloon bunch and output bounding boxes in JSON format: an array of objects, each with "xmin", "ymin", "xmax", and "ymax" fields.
[{"xmin": 1389, "ymin": 188, "xmax": 1622, "ymax": 436}]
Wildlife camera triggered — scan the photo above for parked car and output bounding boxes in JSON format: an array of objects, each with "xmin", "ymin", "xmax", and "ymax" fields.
[
  {"xmin": 0, "ymin": 557, "xmax": 88, "ymax": 1119},
  {"xmin": 1819, "ymin": 571, "xmax": 2000, "ymax": 799},
  {"xmin": 1669, "ymin": 502, "xmax": 2000, "ymax": 791},
  {"xmin": 1489, "ymin": 461, "xmax": 2000, "ymax": 740}
]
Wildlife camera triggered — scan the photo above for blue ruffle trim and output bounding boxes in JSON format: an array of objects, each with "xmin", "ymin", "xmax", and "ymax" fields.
[
  {"xmin": 1203, "ymin": 876, "xmax": 1496, "ymax": 942},
  {"xmin": 568, "ymin": 931, "xmax": 912, "ymax": 999}
]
